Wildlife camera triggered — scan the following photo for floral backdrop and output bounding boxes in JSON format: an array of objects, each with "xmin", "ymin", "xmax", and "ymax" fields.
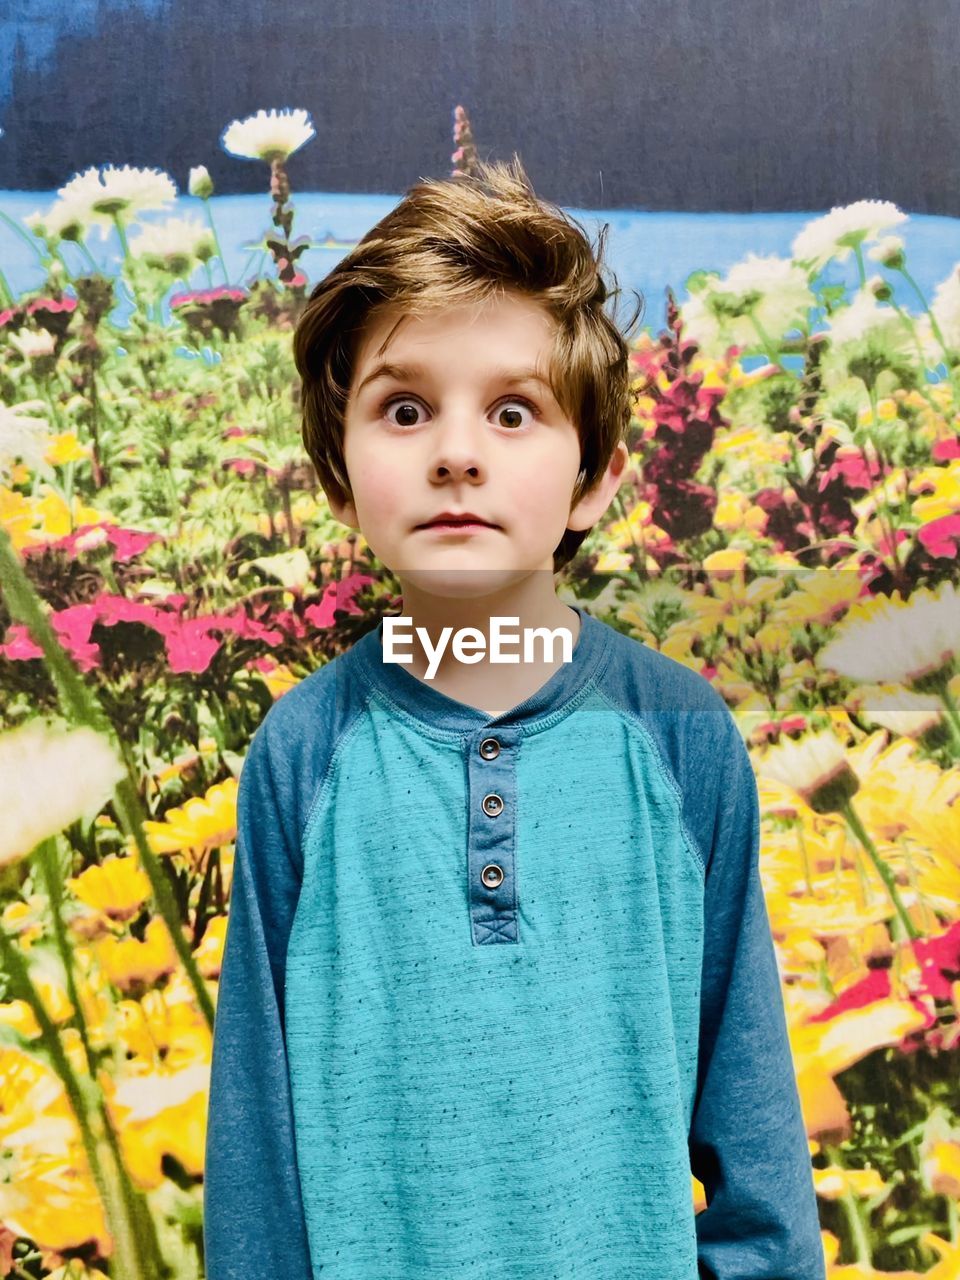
[{"xmin": 1, "ymin": 105, "xmax": 960, "ymax": 1279}]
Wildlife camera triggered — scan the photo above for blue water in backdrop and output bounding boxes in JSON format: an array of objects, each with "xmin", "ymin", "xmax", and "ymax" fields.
[{"xmin": 1, "ymin": 190, "xmax": 957, "ymax": 333}]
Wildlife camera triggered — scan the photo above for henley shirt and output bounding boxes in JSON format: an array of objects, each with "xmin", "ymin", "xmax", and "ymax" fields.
[{"xmin": 203, "ymin": 604, "xmax": 825, "ymax": 1279}]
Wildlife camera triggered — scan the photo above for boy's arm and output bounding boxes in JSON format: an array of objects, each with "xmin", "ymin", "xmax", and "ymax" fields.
[
  {"xmin": 688, "ymin": 720, "xmax": 825, "ymax": 1280},
  {"xmin": 204, "ymin": 721, "xmax": 313, "ymax": 1280}
]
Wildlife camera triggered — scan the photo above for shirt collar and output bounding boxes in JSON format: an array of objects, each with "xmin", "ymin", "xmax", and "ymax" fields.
[{"xmin": 349, "ymin": 604, "xmax": 611, "ymax": 735}]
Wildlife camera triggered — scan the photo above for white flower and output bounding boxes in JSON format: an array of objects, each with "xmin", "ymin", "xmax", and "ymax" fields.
[
  {"xmin": 854, "ymin": 687, "xmax": 942, "ymax": 739},
  {"xmin": 819, "ymin": 582, "xmax": 960, "ymax": 687},
  {"xmin": 0, "ymin": 400, "xmax": 50, "ymax": 478},
  {"xmin": 54, "ymin": 164, "xmax": 177, "ymax": 240},
  {"xmin": 867, "ymin": 235, "xmax": 905, "ymax": 270},
  {"xmin": 757, "ymin": 729, "xmax": 859, "ymax": 812},
  {"xmin": 0, "ymin": 721, "xmax": 126, "ymax": 867},
  {"xmin": 928, "ymin": 263, "xmax": 960, "ymax": 352},
  {"xmin": 826, "ymin": 290, "xmax": 911, "ymax": 348},
  {"xmin": 23, "ymin": 203, "xmax": 86, "ymax": 244},
  {"xmin": 8, "ymin": 328, "xmax": 56, "ymax": 360},
  {"xmin": 128, "ymin": 215, "xmax": 216, "ymax": 273},
  {"xmin": 247, "ymin": 548, "xmax": 312, "ymax": 591},
  {"xmin": 680, "ymin": 254, "xmax": 814, "ymax": 357},
  {"xmin": 792, "ymin": 201, "xmax": 908, "ymax": 272},
  {"xmin": 188, "ymin": 165, "xmax": 214, "ymax": 199},
  {"xmin": 221, "ymin": 107, "xmax": 315, "ymax": 162}
]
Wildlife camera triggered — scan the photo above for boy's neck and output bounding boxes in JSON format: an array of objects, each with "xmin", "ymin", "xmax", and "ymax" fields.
[{"xmin": 382, "ymin": 580, "xmax": 582, "ymax": 718}]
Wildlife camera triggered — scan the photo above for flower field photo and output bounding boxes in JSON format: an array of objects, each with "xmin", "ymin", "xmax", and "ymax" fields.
[{"xmin": 1, "ymin": 101, "xmax": 960, "ymax": 1279}]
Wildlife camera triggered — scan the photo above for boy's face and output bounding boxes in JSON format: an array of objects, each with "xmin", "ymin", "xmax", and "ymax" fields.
[{"xmin": 330, "ymin": 290, "xmax": 626, "ymax": 594}]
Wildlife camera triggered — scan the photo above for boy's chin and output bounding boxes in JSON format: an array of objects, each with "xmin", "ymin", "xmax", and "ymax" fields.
[{"xmin": 393, "ymin": 565, "xmax": 550, "ymax": 600}]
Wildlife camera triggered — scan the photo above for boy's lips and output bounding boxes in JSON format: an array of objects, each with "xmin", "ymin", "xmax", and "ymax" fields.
[{"xmin": 415, "ymin": 512, "xmax": 501, "ymax": 530}]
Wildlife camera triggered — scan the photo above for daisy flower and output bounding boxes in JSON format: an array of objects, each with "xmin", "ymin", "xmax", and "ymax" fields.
[
  {"xmin": 0, "ymin": 401, "xmax": 50, "ymax": 478},
  {"xmin": 128, "ymin": 215, "xmax": 216, "ymax": 274},
  {"xmin": 220, "ymin": 107, "xmax": 315, "ymax": 163},
  {"xmin": 867, "ymin": 235, "xmax": 906, "ymax": 271},
  {"xmin": 825, "ymin": 290, "xmax": 912, "ymax": 349},
  {"xmin": 0, "ymin": 721, "xmax": 126, "ymax": 867},
  {"xmin": 757, "ymin": 729, "xmax": 859, "ymax": 813},
  {"xmin": 53, "ymin": 164, "xmax": 177, "ymax": 240},
  {"xmin": 680, "ymin": 254, "xmax": 813, "ymax": 357},
  {"xmin": 819, "ymin": 583, "xmax": 960, "ymax": 688},
  {"xmin": 792, "ymin": 201, "xmax": 907, "ymax": 272}
]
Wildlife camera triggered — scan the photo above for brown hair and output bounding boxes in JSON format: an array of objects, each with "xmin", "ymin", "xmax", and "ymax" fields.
[{"xmin": 292, "ymin": 153, "xmax": 643, "ymax": 573}]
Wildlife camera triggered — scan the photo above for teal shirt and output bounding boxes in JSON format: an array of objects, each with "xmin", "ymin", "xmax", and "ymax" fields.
[{"xmin": 204, "ymin": 606, "xmax": 824, "ymax": 1279}]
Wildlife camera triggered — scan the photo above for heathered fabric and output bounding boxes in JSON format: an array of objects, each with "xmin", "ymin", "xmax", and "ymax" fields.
[{"xmin": 204, "ymin": 605, "xmax": 825, "ymax": 1279}]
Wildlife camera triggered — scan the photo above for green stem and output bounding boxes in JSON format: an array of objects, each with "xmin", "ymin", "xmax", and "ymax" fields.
[
  {"xmin": 888, "ymin": 300, "xmax": 946, "ymax": 412},
  {"xmin": 202, "ymin": 196, "xmax": 231, "ymax": 287},
  {"xmin": 863, "ymin": 382, "xmax": 907, "ymax": 592},
  {"xmin": 0, "ymin": 925, "xmax": 144, "ymax": 1279},
  {"xmin": 112, "ymin": 214, "xmax": 145, "ymax": 316},
  {"xmin": 0, "ymin": 527, "xmax": 215, "ymax": 1029},
  {"xmin": 840, "ymin": 798, "xmax": 920, "ymax": 940},
  {"xmin": 899, "ymin": 266, "xmax": 947, "ymax": 354},
  {"xmin": 35, "ymin": 838, "xmax": 171, "ymax": 1276},
  {"xmin": 748, "ymin": 311, "xmax": 783, "ymax": 372},
  {"xmin": 928, "ymin": 673, "xmax": 960, "ymax": 756},
  {"xmin": 854, "ymin": 244, "xmax": 867, "ymax": 289},
  {"xmin": 822, "ymin": 1142, "xmax": 872, "ymax": 1267},
  {"xmin": 897, "ymin": 264, "xmax": 960, "ymax": 409}
]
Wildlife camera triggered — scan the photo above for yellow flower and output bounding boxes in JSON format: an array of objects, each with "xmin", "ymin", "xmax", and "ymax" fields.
[
  {"xmin": 703, "ymin": 547, "xmax": 747, "ymax": 574},
  {"xmin": 813, "ymin": 1165, "xmax": 886, "ymax": 1200},
  {"xmin": 140, "ymin": 777, "xmax": 238, "ymax": 870},
  {"xmin": 923, "ymin": 1140, "xmax": 960, "ymax": 1200},
  {"xmin": 713, "ymin": 491, "xmax": 748, "ymax": 532},
  {"xmin": 260, "ymin": 661, "xmax": 302, "ymax": 700},
  {"xmin": 100, "ymin": 1062, "xmax": 209, "ymax": 1189},
  {"xmin": 66, "ymin": 852, "xmax": 151, "ymax": 923},
  {"xmin": 193, "ymin": 915, "xmax": 228, "ymax": 978},
  {"xmin": 94, "ymin": 915, "xmax": 178, "ymax": 992},
  {"xmin": 909, "ymin": 460, "xmax": 960, "ymax": 523},
  {"xmin": 44, "ymin": 431, "xmax": 91, "ymax": 467},
  {"xmin": 0, "ymin": 1048, "xmax": 109, "ymax": 1255},
  {"xmin": 2, "ymin": 895, "xmax": 46, "ymax": 947},
  {"xmin": 116, "ymin": 986, "xmax": 212, "ymax": 1072}
]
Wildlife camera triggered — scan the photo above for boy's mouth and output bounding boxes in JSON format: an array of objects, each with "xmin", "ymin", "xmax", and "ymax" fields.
[{"xmin": 416, "ymin": 512, "xmax": 501, "ymax": 530}]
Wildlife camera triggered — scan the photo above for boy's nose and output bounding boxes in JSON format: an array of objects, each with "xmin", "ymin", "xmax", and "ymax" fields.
[{"xmin": 428, "ymin": 416, "xmax": 489, "ymax": 480}]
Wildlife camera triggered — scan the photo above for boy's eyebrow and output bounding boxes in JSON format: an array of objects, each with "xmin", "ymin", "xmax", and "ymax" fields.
[{"xmin": 354, "ymin": 361, "xmax": 554, "ymax": 398}]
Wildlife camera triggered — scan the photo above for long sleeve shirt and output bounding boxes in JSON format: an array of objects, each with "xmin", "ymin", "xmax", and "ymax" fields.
[{"xmin": 203, "ymin": 604, "xmax": 825, "ymax": 1279}]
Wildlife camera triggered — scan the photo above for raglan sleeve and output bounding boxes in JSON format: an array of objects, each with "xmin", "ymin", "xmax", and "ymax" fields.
[
  {"xmin": 687, "ymin": 719, "xmax": 825, "ymax": 1280},
  {"xmin": 203, "ymin": 718, "xmax": 314, "ymax": 1280}
]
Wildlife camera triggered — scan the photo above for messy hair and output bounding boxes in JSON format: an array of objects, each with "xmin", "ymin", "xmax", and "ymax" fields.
[{"xmin": 292, "ymin": 153, "xmax": 643, "ymax": 573}]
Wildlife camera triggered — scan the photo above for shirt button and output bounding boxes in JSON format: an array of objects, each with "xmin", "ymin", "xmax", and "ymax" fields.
[
  {"xmin": 479, "ymin": 737, "xmax": 501, "ymax": 760},
  {"xmin": 482, "ymin": 793, "xmax": 504, "ymax": 817},
  {"xmin": 481, "ymin": 863, "xmax": 504, "ymax": 888}
]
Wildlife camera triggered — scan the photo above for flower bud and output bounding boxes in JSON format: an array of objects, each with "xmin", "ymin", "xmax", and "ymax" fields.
[
  {"xmin": 867, "ymin": 275, "xmax": 893, "ymax": 302},
  {"xmin": 189, "ymin": 165, "xmax": 214, "ymax": 199}
]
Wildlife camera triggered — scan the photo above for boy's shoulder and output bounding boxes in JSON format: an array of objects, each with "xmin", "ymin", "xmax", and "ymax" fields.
[
  {"xmin": 590, "ymin": 617, "xmax": 752, "ymax": 869},
  {"xmin": 245, "ymin": 641, "xmax": 370, "ymax": 779},
  {"xmin": 593, "ymin": 615, "xmax": 738, "ymax": 741}
]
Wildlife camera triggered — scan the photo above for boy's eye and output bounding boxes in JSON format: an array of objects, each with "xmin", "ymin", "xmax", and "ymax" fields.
[{"xmin": 380, "ymin": 396, "xmax": 538, "ymax": 431}]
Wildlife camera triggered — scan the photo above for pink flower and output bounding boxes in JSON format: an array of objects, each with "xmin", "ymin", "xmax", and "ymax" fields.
[{"xmin": 918, "ymin": 513, "xmax": 960, "ymax": 559}]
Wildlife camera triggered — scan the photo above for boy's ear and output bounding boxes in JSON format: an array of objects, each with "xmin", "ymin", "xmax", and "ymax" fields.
[
  {"xmin": 323, "ymin": 484, "xmax": 361, "ymax": 532},
  {"xmin": 566, "ymin": 441, "xmax": 630, "ymax": 533}
]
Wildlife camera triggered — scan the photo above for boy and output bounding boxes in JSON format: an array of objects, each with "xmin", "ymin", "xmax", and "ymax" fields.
[{"xmin": 203, "ymin": 156, "xmax": 825, "ymax": 1279}]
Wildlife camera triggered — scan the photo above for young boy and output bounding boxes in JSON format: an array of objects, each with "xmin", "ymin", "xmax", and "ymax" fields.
[{"xmin": 203, "ymin": 156, "xmax": 825, "ymax": 1279}]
